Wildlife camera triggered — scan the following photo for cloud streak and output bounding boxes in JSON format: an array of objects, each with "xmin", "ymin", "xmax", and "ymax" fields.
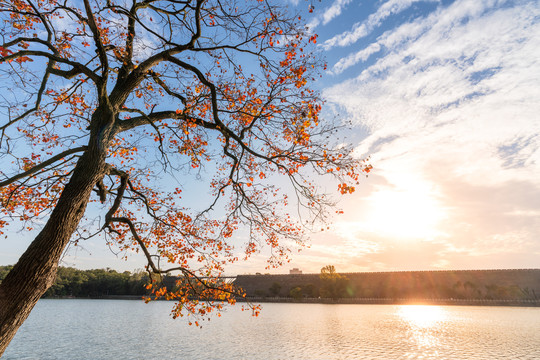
[
  {"xmin": 307, "ymin": 0, "xmax": 353, "ymax": 30},
  {"xmin": 331, "ymin": 43, "xmax": 381, "ymax": 75},
  {"xmin": 321, "ymin": 0, "xmax": 439, "ymax": 51}
]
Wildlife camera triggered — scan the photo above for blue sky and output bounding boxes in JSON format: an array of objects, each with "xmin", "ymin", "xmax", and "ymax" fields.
[{"xmin": 1, "ymin": 0, "xmax": 539, "ymax": 274}]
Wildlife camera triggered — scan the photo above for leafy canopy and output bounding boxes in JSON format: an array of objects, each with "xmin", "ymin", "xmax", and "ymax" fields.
[{"xmin": 0, "ymin": 0, "xmax": 369, "ymax": 319}]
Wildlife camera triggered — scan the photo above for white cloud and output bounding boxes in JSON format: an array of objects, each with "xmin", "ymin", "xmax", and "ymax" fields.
[
  {"xmin": 321, "ymin": 0, "xmax": 440, "ymax": 50},
  {"xmin": 307, "ymin": 0, "xmax": 353, "ymax": 30},
  {"xmin": 328, "ymin": 0, "xmax": 512, "ymax": 73},
  {"xmin": 331, "ymin": 43, "xmax": 381, "ymax": 74},
  {"xmin": 322, "ymin": 0, "xmax": 353, "ymax": 25},
  {"xmin": 327, "ymin": 0, "xmax": 540, "ymax": 176}
]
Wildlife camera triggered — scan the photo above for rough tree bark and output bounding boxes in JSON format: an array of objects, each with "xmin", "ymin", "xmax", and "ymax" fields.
[{"xmin": 0, "ymin": 108, "xmax": 114, "ymax": 355}]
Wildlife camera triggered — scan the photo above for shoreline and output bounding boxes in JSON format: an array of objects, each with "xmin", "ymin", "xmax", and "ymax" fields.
[
  {"xmin": 44, "ymin": 295, "xmax": 540, "ymax": 307},
  {"xmin": 240, "ymin": 297, "xmax": 540, "ymax": 307}
]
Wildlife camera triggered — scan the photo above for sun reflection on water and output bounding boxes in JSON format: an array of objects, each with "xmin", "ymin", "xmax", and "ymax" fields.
[
  {"xmin": 396, "ymin": 305, "xmax": 448, "ymax": 355},
  {"xmin": 398, "ymin": 305, "xmax": 447, "ymax": 328}
]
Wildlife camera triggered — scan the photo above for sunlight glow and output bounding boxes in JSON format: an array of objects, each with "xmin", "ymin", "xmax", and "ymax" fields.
[
  {"xmin": 397, "ymin": 305, "xmax": 447, "ymax": 328},
  {"xmin": 365, "ymin": 184, "xmax": 446, "ymax": 240},
  {"xmin": 396, "ymin": 305, "xmax": 448, "ymax": 351}
]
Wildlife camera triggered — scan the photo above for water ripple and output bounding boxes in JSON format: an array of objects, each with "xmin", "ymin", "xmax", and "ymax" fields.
[{"xmin": 4, "ymin": 301, "xmax": 540, "ymax": 359}]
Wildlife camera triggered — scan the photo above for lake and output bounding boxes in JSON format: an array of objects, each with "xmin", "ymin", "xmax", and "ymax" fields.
[{"xmin": 4, "ymin": 300, "xmax": 540, "ymax": 359}]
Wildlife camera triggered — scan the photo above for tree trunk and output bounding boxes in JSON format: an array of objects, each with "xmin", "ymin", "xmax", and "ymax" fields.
[{"xmin": 0, "ymin": 109, "xmax": 113, "ymax": 356}]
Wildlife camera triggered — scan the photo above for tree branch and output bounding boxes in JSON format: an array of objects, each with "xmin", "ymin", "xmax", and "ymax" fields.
[
  {"xmin": 149, "ymin": 70, "xmax": 187, "ymax": 105},
  {"xmin": 1, "ymin": 50, "xmax": 99, "ymax": 84},
  {"xmin": 108, "ymin": 0, "xmax": 204, "ymax": 107},
  {"xmin": 0, "ymin": 60, "xmax": 55, "ymax": 135},
  {"xmin": 115, "ymin": 110, "xmax": 218, "ymax": 133},
  {"xmin": 0, "ymin": 146, "xmax": 87, "ymax": 188},
  {"xmin": 102, "ymin": 166, "xmax": 128, "ymax": 224},
  {"xmin": 83, "ymin": 0, "xmax": 108, "ymax": 80}
]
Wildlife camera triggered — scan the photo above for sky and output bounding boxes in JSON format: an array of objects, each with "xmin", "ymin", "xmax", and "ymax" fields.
[
  {"xmin": 292, "ymin": 0, "xmax": 540, "ymax": 273},
  {"xmin": 1, "ymin": 0, "xmax": 539, "ymax": 275}
]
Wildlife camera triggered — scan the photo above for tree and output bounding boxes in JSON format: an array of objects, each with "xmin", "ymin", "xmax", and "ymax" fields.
[
  {"xmin": 0, "ymin": 0, "xmax": 369, "ymax": 353},
  {"xmin": 0, "ymin": 265, "xmax": 13, "ymax": 282},
  {"xmin": 269, "ymin": 282, "xmax": 282, "ymax": 297},
  {"xmin": 303, "ymin": 283, "xmax": 317, "ymax": 297},
  {"xmin": 319, "ymin": 265, "xmax": 349, "ymax": 299},
  {"xmin": 289, "ymin": 286, "xmax": 302, "ymax": 300}
]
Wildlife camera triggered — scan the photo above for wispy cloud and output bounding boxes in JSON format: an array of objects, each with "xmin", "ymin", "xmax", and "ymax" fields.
[
  {"xmin": 331, "ymin": 43, "xmax": 381, "ymax": 74},
  {"xmin": 307, "ymin": 0, "xmax": 353, "ymax": 30},
  {"xmin": 329, "ymin": 0, "xmax": 502, "ymax": 73},
  {"xmin": 327, "ymin": 0, "xmax": 540, "ymax": 148},
  {"xmin": 321, "ymin": 0, "xmax": 439, "ymax": 51},
  {"xmin": 321, "ymin": 0, "xmax": 353, "ymax": 25}
]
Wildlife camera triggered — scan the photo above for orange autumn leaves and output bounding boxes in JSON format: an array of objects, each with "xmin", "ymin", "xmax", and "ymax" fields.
[{"xmin": 0, "ymin": 0, "xmax": 370, "ymax": 321}]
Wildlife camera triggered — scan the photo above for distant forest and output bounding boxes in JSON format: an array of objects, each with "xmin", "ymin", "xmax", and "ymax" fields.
[
  {"xmin": 0, "ymin": 266, "xmax": 150, "ymax": 298},
  {"xmin": 1, "ymin": 266, "xmax": 539, "ymax": 301}
]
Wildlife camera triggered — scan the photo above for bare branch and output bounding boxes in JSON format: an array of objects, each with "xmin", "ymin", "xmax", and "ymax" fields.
[
  {"xmin": 149, "ymin": 70, "xmax": 187, "ymax": 105},
  {"xmin": 102, "ymin": 166, "xmax": 128, "ymax": 224},
  {"xmin": 115, "ymin": 110, "xmax": 218, "ymax": 133},
  {"xmin": 1, "ymin": 50, "xmax": 99, "ymax": 84},
  {"xmin": 108, "ymin": 0, "xmax": 204, "ymax": 106},
  {"xmin": 3, "ymin": 37, "xmax": 57, "ymax": 54},
  {"xmin": 109, "ymin": 215, "xmax": 160, "ymax": 272},
  {"xmin": 0, "ymin": 146, "xmax": 87, "ymax": 188},
  {"xmin": 83, "ymin": 0, "xmax": 108, "ymax": 80}
]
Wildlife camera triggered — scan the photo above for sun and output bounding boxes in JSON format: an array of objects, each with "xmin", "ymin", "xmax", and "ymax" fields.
[{"xmin": 365, "ymin": 184, "xmax": 446, "ymax": 240}]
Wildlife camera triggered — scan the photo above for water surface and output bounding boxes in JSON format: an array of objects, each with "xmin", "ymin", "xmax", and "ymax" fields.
[{"xmin": 4, "ymin": 300, "xmax": 540, "ymax": 359}]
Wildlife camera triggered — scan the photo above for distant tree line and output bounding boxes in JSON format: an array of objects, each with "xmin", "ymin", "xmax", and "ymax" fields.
[
  {"xmin": 0, "ymin": 266, "xmax": 149, "ymax": 298},
  {"xmin": 243, "ymin": 266, "xmax": 539, "ymax": 301},
  {"xmin": 2, "ymin": 265, "xmax": 537, "ymax": 301}
]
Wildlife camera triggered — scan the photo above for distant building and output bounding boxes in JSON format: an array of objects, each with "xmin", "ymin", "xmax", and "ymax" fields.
[{"xmin": 290, "ymin": 268, "xmax": 302, "ymax": 275}]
